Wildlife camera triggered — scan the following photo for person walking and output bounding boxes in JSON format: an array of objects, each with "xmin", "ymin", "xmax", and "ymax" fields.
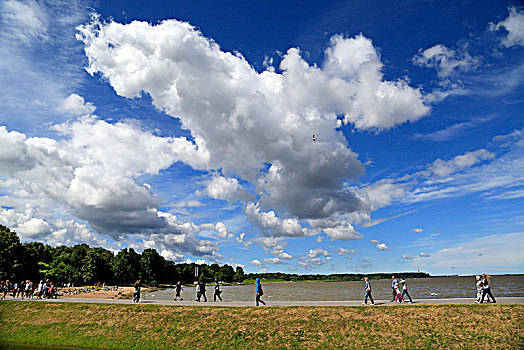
[
  {"xmin": 12, "ymin": 282, "xmax": 18, "ymax": 298},
  {"xmin": 362, "ymin": 277, "xmax": 374, "ymax": 305},
  {"xmin": 213, "ymin": 280, "xmax": 222, "ymax": 302},
  {"xmin": 475, "ymin": 275, "xmax": 491, "ymax": 303},
  {"xmin": 480, "ymin": 274, "xmax": 496, "ymax": 303},
  {"xmin": 133, "ymin": 280, "xmax": 141, "ymax": 303},
  {"xmin": 17, "ymin": 280, "xmax": 25, "ymax": 299},
  {"xmin": 174, "ymin": 281, "xmax": 183, "ymax": 301},
  {"xmin": 200, "ymin": 282, "xmax": 207, "ymax": 302},
  {"xmin": 36, "ymin": 280, "xmax": 44, "ymax": 299},
  {"xmin": 391, "ymin": 275, "xmax": 398, "ymax": 302},
  {"xmin": 255, "ymin": 278, "xmax": 266, "ymax": 306},
  {"xmin": 0, "ymin": 280, "xmax": 7, "ymax": 300},
  {"xmin": 196, "ymin": 282, "xmax": 201, "ymax": 302},
  {"xmin": 394, "ymin": 281, "xmax": 402, "ymax": 303},
  {"xmin": 400, "ymin": 277, "xmax": 413, "ymax": 303},
  {"xmin": 25, "ymin": 280, "xmax": 33, "ymax": 299}
]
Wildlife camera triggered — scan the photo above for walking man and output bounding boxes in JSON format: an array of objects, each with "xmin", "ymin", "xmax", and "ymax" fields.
[
  {"xmin": 362, "ymin": 277, "xmax": 374, "ymax": 305},
  {"xmin": 391, "ymin": 275, "xmax": 398, "ymax": 302},
  {"xmin": 213, "ymin": 280, "xmax": 222, "ymax": 302}
]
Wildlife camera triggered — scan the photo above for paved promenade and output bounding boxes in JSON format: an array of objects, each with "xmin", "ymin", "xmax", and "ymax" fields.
[{"xmin": 7, "ymin": 296, "xmax": 524, "ymax": 306}]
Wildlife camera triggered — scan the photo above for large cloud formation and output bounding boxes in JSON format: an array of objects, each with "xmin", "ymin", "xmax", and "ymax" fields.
[
  {"xmin": 0, "ymin": 118, "xmax": 218, "ymax": 260},
  {"xmin": 76, "ymin": 17, "xmax": 429, "ymax": 241}
]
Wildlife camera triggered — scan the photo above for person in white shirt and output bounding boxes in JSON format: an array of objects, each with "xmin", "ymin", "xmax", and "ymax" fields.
[
  {"xmin": 480, "ymin": 274, "xmax": 496, "ymax": 304},
  {"xmin": 475, "ymin": 275, "xmax": 490, "ymax": 303},
  {"xmin": 400, "ymin": 277, "xmax": 413, "ymax": 303}
]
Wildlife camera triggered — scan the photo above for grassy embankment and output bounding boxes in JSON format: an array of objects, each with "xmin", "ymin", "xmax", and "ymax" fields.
[{"xmin": 0, "ymin": 302, "xmax": 522, "ymax": 349}]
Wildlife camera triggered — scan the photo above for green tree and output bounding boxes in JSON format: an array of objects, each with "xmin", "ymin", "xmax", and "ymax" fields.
[
  {"xmin": 20, "ymin": 241, "xmax": 52, "ymax": 281},
  {"xmin": 218, "ymin": 264, "xmax": 235, "ymax": 283},
  {"xmin": 163, "ymin": 260, "xmax": 177, "ymax": 285},
  {"xmin": 140, "ymin": 249, "xmax": 165, "ymax": 286},
  {"xmin": 111, "ymin": 248, "xmax": 140, "ymax": 285},
  {"xmin": 38, "ymin": 262, "xmax": 56, "ymax": 280},
  {"xmin": 234, "ymin": 266, "xmax": 245, "ymax": 282},
  {"xmin": 0, "ymin": 225, "xmax": 23, "ymax": 281},
  {"xmin": 82, "ymin": 247, "xmax": 114, "ymax": 285},
  {"xmin": 209, "ymin": 263, "xmax": 220, "ymax": 279}
]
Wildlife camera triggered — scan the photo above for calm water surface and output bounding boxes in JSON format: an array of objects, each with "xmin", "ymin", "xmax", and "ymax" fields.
[{"xmin": 143, "ymin": 274, "xmax": 524, "ymax": 302}]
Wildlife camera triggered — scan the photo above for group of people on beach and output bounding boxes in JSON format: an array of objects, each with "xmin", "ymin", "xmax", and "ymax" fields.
[
  {"xmin": 0, "ymin": 279, "xmax": 57, "ymax": 300},
  {"xmin": 192, "ymin": 280, "xmax": 223, "ymax": 302},
  {"xmin": 476, "ymin": 274, "xmax": 496, "ymax": 303},
  {"xmin": 362, "ymin": 275, "xmax": 413, "ymax": 305},
  {"xmin": 2, "ymin": 274, "xmax": 499, "ymax": 306}
]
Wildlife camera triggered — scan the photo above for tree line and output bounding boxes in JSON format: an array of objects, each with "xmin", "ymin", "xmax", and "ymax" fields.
[
  {"xmin": 243, "ymin": 271, "xmax": 430, "ymax": 282},
  {"xmin": 0, "ymin": 225, "xmax": 244, "ymax": 286},
  {"xmin": 1, "ymin": 225, "xmax": 430, "ymax": 287}
]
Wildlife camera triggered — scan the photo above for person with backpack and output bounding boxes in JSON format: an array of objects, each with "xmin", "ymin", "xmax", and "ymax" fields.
[
  {"xmin": 255, "ymin": 278, "xmax": 266, "ymax": 306},
  {"xmin": 174, "ymin": 281, "xmax": 183, "ymax": 301}
]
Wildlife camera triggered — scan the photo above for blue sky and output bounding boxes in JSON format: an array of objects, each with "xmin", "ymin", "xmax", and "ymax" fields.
[{"xmin": 0, "ymin": 0, "xmax": 523, "ymax": 275}]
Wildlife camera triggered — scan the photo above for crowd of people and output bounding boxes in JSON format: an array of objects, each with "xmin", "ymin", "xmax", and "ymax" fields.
[
  {"xmin": 1, "ymin": 275, "xmax": 498, "ymax": 306},
  {"xmin": 362, "ymin": 275, "xmax": 414, "ymax": 305},
  {"xmin": 361, "ymin": 274, "xmax": 497, "ymax": 305},
  {"xmin": 0, "ymin": 279, "xmax": 57, "ymax": 300},
  {"xmin": 191, "ymin": 280, "xmax": 223, "ymax": 302}
]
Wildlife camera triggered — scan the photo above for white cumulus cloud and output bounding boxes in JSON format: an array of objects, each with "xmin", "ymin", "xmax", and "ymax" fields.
[
  {"xmin": 75, "ymin": 16, "xmax": 430, "ymax": 240},
  {"xmin": 412, "ymin": 44, "xmax": 480, "ymax": 78},
  {"xmin": 489, "ymin": 7, "xmax": 524, "ymax": 48}
]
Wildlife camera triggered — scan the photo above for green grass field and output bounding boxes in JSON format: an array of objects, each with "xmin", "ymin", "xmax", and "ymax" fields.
[{"xmin": 0, "ymin": 301, "xmax": 522, "ymax": 349}]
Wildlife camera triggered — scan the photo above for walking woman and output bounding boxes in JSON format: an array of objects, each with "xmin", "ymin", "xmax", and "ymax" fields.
[
  {"xmin": 480, "ymin": 274, "xmax": 496, "ymax": 303},
  {"xmin": 196, "ymin": 282, "xmax": 201, "ymax": 301},
  {"xmin": 174, "ymin": 281, "xmax": 183, "ymax": 301},
  {"xmin": 400, "ymin": 277, "xmax": 413, "ymax": 303},
  {"xmin": 255, "ymin": 278, "xmax": 266, "ymax": 306},
  {"xmin": 394, "ymin": 281, "xmax": 402, "ymax": 303},
  {"xmin": 362, "ymin": 277, "xmax": 374, "ymax": 305},
  {"xmin": 133, "ymin": 280, "xmax": 141, "ymax": 303},
  {"xmin": 475, "ymin": 275, "xmax": 491, "ymax": 303},
  {"xmin": 0, "ymin": 280, "xmax": 7, "ymax": 300},
  {"xmin": 213, "ymin": 280, "xmax": 222, "ymax": 302}
]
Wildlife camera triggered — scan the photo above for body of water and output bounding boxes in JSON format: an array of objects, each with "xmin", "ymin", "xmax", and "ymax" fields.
[{"xmin": 143, "ymin": 274, "xmax": 524, "ymax": 302}]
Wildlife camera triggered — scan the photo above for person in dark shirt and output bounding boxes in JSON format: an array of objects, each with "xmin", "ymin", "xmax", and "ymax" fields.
[
  {"xmin": 213, "ymin": 280, "xmax": 222, "ymax": 302},
  {"xmin": 200, "ymin": 282, "xmax": 207, "ymax": 302},
  {"xmin": 174, "ymin": 281, "xmax": 183, "ymax": 301},
  {"xmin": 133, "ymin": 280, "xmax": 141, "ymax": 303}
]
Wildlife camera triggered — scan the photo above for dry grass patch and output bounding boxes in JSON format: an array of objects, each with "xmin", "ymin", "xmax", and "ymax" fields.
[{"xmin": 0, "ymin": 302, "xmax": 522, "ymax": 349}]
